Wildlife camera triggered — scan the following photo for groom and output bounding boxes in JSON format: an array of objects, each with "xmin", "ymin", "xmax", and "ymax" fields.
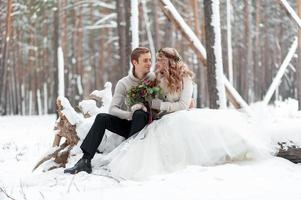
[{"xmin": 64, "ymin": 47, "xmax": 152, "ymax": 174}]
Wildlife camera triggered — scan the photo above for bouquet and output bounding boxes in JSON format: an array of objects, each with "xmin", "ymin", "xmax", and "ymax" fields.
[{"xmin": 127, "ymin": 79, "xmax": 162, "ymax": 108}]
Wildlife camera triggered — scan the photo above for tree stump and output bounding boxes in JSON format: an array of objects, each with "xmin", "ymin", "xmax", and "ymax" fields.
[
  {"xmin": 33, "ymin": 83, "xmax": 113, "ymax": 172},
  {"xmin": 32, "ymin": 98, "xmax": 80, "ymax": 171}
]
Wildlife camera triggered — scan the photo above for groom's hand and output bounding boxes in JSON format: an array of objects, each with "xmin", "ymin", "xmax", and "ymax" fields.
[{"xmin": 131, "ymin": 103, "xmax": 147, "ymax": 113}]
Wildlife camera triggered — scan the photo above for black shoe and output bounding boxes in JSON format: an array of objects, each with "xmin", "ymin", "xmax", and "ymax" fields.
[{"xmin": 64, "ymin": 158, "xmax": 92, "ymax": 174}]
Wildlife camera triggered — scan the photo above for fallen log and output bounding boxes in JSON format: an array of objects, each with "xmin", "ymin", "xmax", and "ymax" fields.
[{"xmin": 276, "ymin": 141, "xmax": 301, "ymax": 163}]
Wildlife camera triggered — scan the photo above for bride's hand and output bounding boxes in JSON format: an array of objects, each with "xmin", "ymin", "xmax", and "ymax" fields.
[{"xmin": 151, "ymin": 98, "xmax": 162, "ymax": 110}]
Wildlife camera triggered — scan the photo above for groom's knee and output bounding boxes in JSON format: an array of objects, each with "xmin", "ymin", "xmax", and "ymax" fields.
[
  {"xmin": 95, "ymin": 113, "xmax": 109, "ymax": 123},
  {"xmin": 132, "ymin": 109, "xmax": 148, "ymax": 121}
]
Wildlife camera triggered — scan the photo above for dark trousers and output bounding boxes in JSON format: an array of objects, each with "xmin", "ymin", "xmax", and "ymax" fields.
[{"xmin": 80, "ymin": 110, "xmax": 149, "ymax": 160}]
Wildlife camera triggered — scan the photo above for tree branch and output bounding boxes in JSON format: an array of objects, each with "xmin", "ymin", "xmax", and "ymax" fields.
[{"xmin": 0, "ymin": 186, "xmax": 16, "ymax": 200}]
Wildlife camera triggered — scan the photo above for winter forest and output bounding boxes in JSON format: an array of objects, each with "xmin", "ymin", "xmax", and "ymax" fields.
[
  {"xmin": 3, "ymin": 1, "xmax": 301, "ymax": 200},
  {"xmin": 1, "ymin": 0, "xmax": 301, "ymax": 115}
]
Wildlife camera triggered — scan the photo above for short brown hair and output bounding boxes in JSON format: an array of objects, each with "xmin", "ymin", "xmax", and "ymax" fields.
[{"xmin": 131, "ymin": 47, "xmax": 150, "ymax": 65}]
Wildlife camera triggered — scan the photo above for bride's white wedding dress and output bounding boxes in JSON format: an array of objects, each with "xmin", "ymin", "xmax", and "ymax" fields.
[{"xmin": 99, "ymin": 109, "xmax": 266, "ymax": 180}]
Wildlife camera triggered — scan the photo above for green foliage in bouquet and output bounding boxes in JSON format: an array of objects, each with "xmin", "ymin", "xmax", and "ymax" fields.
[{"xmin": 127, "ymin": 80, "xmax": 162, "ymax": 107}]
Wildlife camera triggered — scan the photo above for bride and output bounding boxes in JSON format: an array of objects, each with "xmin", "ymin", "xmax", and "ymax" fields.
[{"xmin": 99, "ymin": 48, "xmax": 264, "ymax": 180}]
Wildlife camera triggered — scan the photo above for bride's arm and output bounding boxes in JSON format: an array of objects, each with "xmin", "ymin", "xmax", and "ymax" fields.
[{"xmin": 160, "ymin": 77, "xmax": 193, "ymax": 113}]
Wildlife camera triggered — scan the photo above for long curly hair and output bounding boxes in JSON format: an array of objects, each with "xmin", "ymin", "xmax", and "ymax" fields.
[{"xmin": 156, "ymin": 47, "xmax": 194, "ymax": 93}]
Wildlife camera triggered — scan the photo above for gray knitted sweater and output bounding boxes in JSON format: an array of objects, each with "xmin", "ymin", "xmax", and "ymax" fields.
[{"xmin": 109, "ymin": 71, "xmax": 149, "ymax": 120}]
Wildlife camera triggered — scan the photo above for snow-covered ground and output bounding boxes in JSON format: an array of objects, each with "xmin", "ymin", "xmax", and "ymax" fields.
[{"xmin": 1, "ymin": 100, "xmax": 301, "ymax": 200}]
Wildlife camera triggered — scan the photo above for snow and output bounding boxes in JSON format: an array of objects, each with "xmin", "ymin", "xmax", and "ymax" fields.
[
  {"xmin": 21, "ymin": 84, "xmax": 25, "ymax": 115},
  {"xmin": 1, "ymin": 100, "xmax": 301, "ymax": 199},
  {"xmin": 43, "ymin": 83, "xmax": 48, "ymax": 115},
  {"xmin": 211, "ymin": 0, "xmax": 227, "ymax": 109},
  {"xmin": 76, "ymin": 75, "xmax": 83, "ymax": 95},
  {"xmin": 89, "ymin": 82, "xmax": 112, "ymax": 114},
  {"xmin": 29, "ymin": 90, "xmax": 32, "ymax": 115},
  {"xmin": 57, "ymin": 96, "xmax": 82, "ymax": 125},
  {"xmin": 131, "ymin": 0, "xmax": 139, "ymax": 50},
  {"xmin": 58, "ymin": 46, "xmax": 65, "ymax": 97},
  {"xmin": 37, "ymin": 89, "xmax": 42, "ymax": 115},
  {"xmin": 128, "ymin": 0, "xmax": 139, "ymax": 73}
]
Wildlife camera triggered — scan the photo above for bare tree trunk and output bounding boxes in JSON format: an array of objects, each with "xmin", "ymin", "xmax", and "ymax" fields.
[
  {"xmin": 152, "ymin": 0, "xmax": 160, "ymax": 50},
  {"xmin": 53, "ymin": 5, "xmax": 59, "ymax": 113},
  {"xmin": 68, "ymin": 5, "xmax": 77, "ymax": 106},
  {"xmin": 226, "ymin": 0, "xmax": 233, "ymax": 86},
  {"xmin": 117, "ymin": 0, "xmax": 128, "ymax": 77},
  {"xmin": 0, "ymin": 0, "xmax": 13, "ymax": 115},
  {"xmin": 142, "ymin": 0, "xmax": 156, "ymax": 70},
  {"xmin": 163, "ymin": 20, "xmax": 174, "ymax": 47},
  {"xmin": 191, "ymin": 0, "xmax": 205, "ymax": 107},
  {"xmin": 201, "ymin": 10, "xmax": 208, "ymax": 107},
  {"xmin": 97, "ymin": 30, "xmax": 105, "ymax": 88},
  {"xmin": 43, "ymin": 9, "xmax": 50, "ymax": 114},
  {"xmin": 126, "ymin": 3, "xmax": 132, "ymax": 72},
  {"xmin": 76, "ymin": 6, "xmax": 84, "ymax": 97},
  {"xmin": 16, "ymin": 22, "xmax": 25, "ymax": 115},
  {"xmin": 62, "ymin": 0, "xmax": 68, "ymax": 58},
  {"xmin": 11, "ymin": 29, "xmax": 19, "ymax": 114},
  {"xmin": 203, "ymin": 0, "xmax": 226, "ymax": 109},
  {"xmin": 263, "ymin": 5, "xmax": 271, "ymax": 99},
  {"xmin": 32, "ymin": 25, "xmax": 38, "ymax": 115},
  {"xmin": 14, "ymin": 25, "xmax": 22, "ymax": 114},
  {"xmin": 297, "ymin": 0, "xmax": 301, "ymax": 109},
  {"xmin": 88, "ymin": 3, "xmax": 96, "ymax": 90},
  {"xmin": 247, "ymin": 0, "xmax": 254, "ymax": 103},
  {"xmin": 243, "ymin": 0, "xmax": 254, "ymax": 103},
  {"xmin": 130, "ymin": 0, "xmax": 139, "ymax": 51},
  {"xmin": 97, "ymin": 6, "xmax": 107, "ymax": 89},
  {"xmin": 254, "ymin": 0, "xmax": 261, "ymax": 101}
]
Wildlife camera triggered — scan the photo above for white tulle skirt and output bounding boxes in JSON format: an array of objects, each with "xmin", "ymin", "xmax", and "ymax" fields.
[{"xmin": 101, "ymin": 109, "xmax": 266, "ymax": 180}]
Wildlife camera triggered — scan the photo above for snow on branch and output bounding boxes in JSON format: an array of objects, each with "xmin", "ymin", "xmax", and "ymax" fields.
[
  {"xmin": 0, "ymin": 186, "xmax": 16, "ymax": 200},
  {"xmin": 279, "ymin": 0, "xmax": 301, "ymax": 29},
  {"xmin": 131, "ymin": 0, "xmax": 139, "ymax": 50},
  {"xmin": 84, "ymin": 23, "xmax": 117, "ymax": 30},
  {"xmin": 129, "ymin": 0, "xmax": 139, "ymax": 73},
  {"xmin": 93, "ymin": 13, "xmax": 116, "ymax": 26},
  {"xmin": 57, "ymin": 96, "xmax": 83, "ymax": 125},
  {"xmin": 85, "ymin": 13, "xmax": 117, "ymax": 30},
  {"xmin": 58, "ymin": 47, "xmax": 65, "ymax": 97},
  {"xmin": 211, "ymin": 0, "xmax": 227, "ymax": 109},
  {"xmin": 263, "ymin": 37, "xmax": 298, "ymax": 105},
  {"xmin": 223, "ymin": 75, "xmax": 250, "ymax": 111},
  {"xmin": 63, "ymin": 1, "xmax": 115, "ymax": 11},
  {"xmin": 160, "ymin": 0, "xmax": 207, "ymax": 63}
]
